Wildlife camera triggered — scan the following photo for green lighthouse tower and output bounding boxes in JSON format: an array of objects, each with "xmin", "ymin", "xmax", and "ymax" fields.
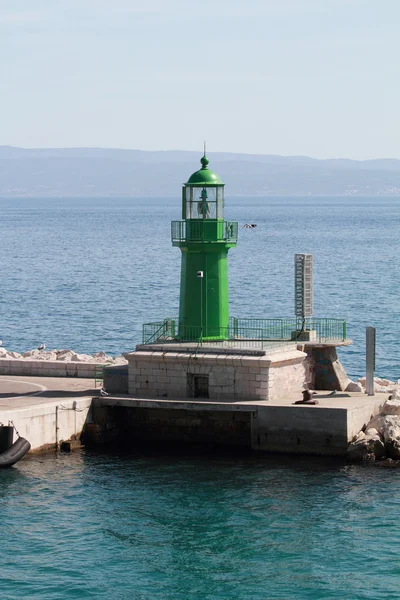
[{"xmin": 171, "ymin": 153, "xmax": 238, "ymax": 340}]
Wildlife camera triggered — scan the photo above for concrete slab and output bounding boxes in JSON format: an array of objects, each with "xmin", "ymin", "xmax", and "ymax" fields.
[{"xmin": 0, "ymin": 375, "xmax": 98, "ymax": 410}]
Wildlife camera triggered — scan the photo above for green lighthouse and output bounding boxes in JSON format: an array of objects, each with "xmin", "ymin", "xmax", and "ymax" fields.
[{"xmin": 171, "ymin": 154, "xmax": 238, "ymax": 340}]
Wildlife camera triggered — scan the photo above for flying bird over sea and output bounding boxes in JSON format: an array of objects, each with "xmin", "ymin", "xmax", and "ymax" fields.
[{"xmin": 242, "ymin": 223, "xmax": 257, "ymax": 229}]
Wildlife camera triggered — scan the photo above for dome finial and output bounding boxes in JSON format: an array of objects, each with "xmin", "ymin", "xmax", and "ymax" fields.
[{"xmin": 200, "ymin": 140, "xmax": 209, "ymax": 169}]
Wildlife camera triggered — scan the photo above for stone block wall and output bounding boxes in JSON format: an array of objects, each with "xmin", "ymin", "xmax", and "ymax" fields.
[
  {"xmin": 125, "ymin": 345, "xmax": 307, "ymax": 402},
  {"xmin": 0, "ymin": 359, "xmax": 101, "ymax": 378}
]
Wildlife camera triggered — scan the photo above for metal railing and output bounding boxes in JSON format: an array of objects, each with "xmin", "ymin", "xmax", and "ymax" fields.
[
  {"xmin": 141, "ymin": 317, "xmax": 347, "ymax": 347},
  {"xmin": 171, "ymin": 220, "xmax": 238, "ymax": 244}
]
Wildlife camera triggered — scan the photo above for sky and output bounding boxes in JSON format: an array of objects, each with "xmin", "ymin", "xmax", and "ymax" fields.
[{"xmin": 1, "ymin": 0, "xmax": 400, "ymax": 159}]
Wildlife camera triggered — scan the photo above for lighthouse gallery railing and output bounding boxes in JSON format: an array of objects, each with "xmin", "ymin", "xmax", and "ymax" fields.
[
  {"xmin": 142, "ymin": 317, "xmax": 347, "ymax": 346},
  {"xmin": 171, "ymin": 220, "xmax": 238, "ymax": 244}
]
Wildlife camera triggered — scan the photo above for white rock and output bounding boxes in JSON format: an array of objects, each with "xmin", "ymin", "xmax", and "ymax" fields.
[
  {"xmin": 92, "ymin": 351, "xmax": 113, "ymax": 363},
  {"xmin": 375, "ymin": 378, "xmax": 394, "ymax": 387},
  {"xmin": 365, "ymin": 427, "xmax": 379, "ymax": 439},
  {"xmin": 365, "ymin": 415, "xmax": 386, "ymax": 436},
  {"xmin": 353, "ymin": 431, "xmax": 366, "ymax": 442},
  {"xmin": 36, "ymin": 350, "xmax": 57, "ymax": 361},
  {"xmin": 390, "ymin": 387, "xmax": 400, "ymax": 401},
  {"xmin": 56, "ymin": 350, "xmax": 74, "ymax": 361},
  {"xmin": 22, "ymin": 349, "xmax": 40, "ymax": 358},
  {"xmin": 0, "ymin": 348, "xmax": 8, "ymax": 358},
  {"xmin": 6, "ymin": 351, "xmax": 23, "ymax": 359},
  {"xmin": 380, "ymin": 398, "xmax": 400, "ymax": 416},
  {"xmin": 70, "ymin": 353, "xmax": 95, "ymax": 363},
  {"xmin": 375, "ymin": 384, "xmax": 392, "ymax": 393},
  {"xmin": 380, "ymin": 415, "xmax": 400, "ymax": 443},
  {"xmin": 345, "ymin": 381, "xmax": 363, "ymax": 392},
  {"xmin": 113, "ymin": 356, "xmax": 128, "ymax": 365}
]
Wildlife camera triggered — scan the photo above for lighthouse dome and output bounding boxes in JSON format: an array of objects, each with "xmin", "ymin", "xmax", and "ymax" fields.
[{"xmin": 186, "ymin": 155, "xmax": 224, "ymax": 186}]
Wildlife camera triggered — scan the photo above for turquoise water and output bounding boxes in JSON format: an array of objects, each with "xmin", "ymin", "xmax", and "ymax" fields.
[
  {"xmin": 1, "ymin": 196, "xmax": 400, "ymax": 599},
  {"xmin": 1, "ymin": 448, "xmax": 399, "ymax": 600},
  {"xmin": 0, "ymin": 196, "xmax": 400, "ymax": 380}
]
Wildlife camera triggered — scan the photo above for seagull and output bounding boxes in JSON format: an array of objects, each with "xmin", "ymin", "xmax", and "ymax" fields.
[
  {"xmin": 243, "ymin": 223, "xmax": 257, "ymax": 229},
  {"xmin": 37, "ymin": 344, "xmax": 46, "ymax": 351},
  {"xmin": 100, "ymin": 388, "xmax": 109, "ymax": 397}
]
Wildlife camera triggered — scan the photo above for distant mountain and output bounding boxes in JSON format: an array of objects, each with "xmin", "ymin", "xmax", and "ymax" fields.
[{"xmin": 1, "ymin": 146, "xmax": 400, "ymax": 197}]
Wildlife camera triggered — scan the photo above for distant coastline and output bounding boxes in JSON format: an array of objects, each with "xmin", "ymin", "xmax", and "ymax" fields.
[{"xmin": 1, "ymin": 146, "xmax": 400, "ymax": 198}]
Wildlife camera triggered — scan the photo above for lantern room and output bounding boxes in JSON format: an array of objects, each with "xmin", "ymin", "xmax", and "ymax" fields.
[{"xmin": 182, "ymin": 155, "xmax": 225, "ymax": 220}]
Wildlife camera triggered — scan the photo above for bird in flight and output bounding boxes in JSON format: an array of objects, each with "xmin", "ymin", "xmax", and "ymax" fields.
[{"xmin": 243, "ymin": 223, "xmax": 257, "ymax": 229}]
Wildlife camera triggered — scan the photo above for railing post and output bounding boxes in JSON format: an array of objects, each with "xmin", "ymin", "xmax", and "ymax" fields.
[
  {"xmin": 343, "ymin": 320, "xmax": 346, "ymax": 340},
  {"xmin": 233, "ymin": 317, "xmax": 239, "ymax": 338}
]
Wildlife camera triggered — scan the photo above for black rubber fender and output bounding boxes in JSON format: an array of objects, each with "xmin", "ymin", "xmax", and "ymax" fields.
[{"xmin": 0, "ymin": 437, "xmax": 31, "ymax": 468}]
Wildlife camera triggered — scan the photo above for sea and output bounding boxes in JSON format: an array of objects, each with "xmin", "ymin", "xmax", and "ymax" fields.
[{"xmin": 1, "ymin": 196, "xmax": 400, "ymax": 599}]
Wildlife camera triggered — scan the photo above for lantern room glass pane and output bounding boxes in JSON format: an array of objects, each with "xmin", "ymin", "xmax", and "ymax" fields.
[{"xmin": 185, "ymin": 186, "xmax": 224, "ymax": 219}]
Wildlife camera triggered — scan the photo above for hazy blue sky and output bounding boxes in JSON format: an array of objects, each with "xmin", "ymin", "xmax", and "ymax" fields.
[{"xmin": 2, "ymin": 0, "xmax": 399, "ymax": 158}]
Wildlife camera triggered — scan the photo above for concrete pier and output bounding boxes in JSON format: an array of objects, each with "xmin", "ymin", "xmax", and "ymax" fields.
[
  {"xmin": 92, "ymin": 391, "xmax": 384, "ymax": 456},
  {"xmin": 0, "ymin": 375, "xmax": 385, "ymax": 457},
  {"xmin": 0, "ymin": 376, "xmax": 94, "ymax": 452}
]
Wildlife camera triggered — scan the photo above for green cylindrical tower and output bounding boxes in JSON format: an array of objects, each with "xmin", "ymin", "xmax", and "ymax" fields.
[{"xmin": 171, "ymin": 154, "xmax": 238, "ymax": 341}]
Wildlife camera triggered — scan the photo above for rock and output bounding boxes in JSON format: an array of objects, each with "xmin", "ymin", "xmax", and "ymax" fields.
[
  {"xmin": 113, "ymin": 355, "xmax": 128, "ymax": 365},
  {"xmin": 381, "ymin": 415, "xmax": 400, "ymax": 442},
  {"xmin": 0, "ymin": 348, "xmax": 8, "ymax": 358},
  {"xmin": 358, "ymin": 377, "xmax": 396, "ymax": 393},
  {"xmin": 37, "ymin": 350, "xmax": 57, "ymax": 361},
  {"xmin": 375, "ymin": 378, "xmax": 394, "ymax": 387},
  {"xmin": 352, "ymin": 431, "xmax": 366, "ymax": 443},
  {"xmin": 377, "ymin": 458, "xmax": 400, "ymax": 468},
  {"xmin": 22, "ymin": 349, "xmax": 40, "ymax": 358},
  {"xmin": 348, "ymin": 428, "xmax": 385, "ymax": 461},
  {"xmin": 389, "ymin": 387, "xmax": 400, "ymax": 401},
  {"xmin": 347, "ymin": 434, "xmax": 371, "ymax": 462},
  {"xmin": 6, "ymin": 351, "xmax": 22, "ymax": 359},
  {"xmin": 374, "ymin": 415, "xmax": 400, "ymax": 459},
  {"xmin": 345, "ymin": 381, "xmax": 363, "ymax": 392},
  {"xmin": 365, "ymin": 415, "xmax": 384, "ymax": 436},
  {"xmin": 70, "ymin": 353, "xmax": 94, "ymax": 363},
  {"xmin": 56, "ymin": 350, "xmax": 74, "ymax": 361},
  {"xmin": 380, "ymin": 398, "xmax": 400, "ymax": 416},
  {"xmin": 366, "ymin": 433, "xmax": 385, "ymax": 458},
  {"xmin": 92, "ymin": 351, "xmax": 113, "ymax": 363}
]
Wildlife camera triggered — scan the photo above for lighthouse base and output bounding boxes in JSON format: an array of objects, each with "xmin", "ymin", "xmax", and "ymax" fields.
[{"xmin": 124, "ymin": 342, "xmax": 307, "ymax": 403}]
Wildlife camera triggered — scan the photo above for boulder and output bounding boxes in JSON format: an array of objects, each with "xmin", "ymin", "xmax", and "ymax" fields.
[
  {"xmin": 37, "ymin": 350, "xmax": 57, "ymax": 361},
  {"xmin": 345, "ymin": 380, "xmax": 363, "ymax": 392},
  {"xmin": 348, "ymin": 428, "xmax": 385, "ymax": 461},
  {"xmin": 70, "ymin": 353, "xmax": 94, "ymax": 363},
  {"xmin": 92, "ymin": 351, "xmax": 113, "ymax": 363},
  {"xmin": 0, "ymin": 348, "xmax": 8, "ymax": 358},
  {"xmin": 365, "ymin": 433, "xmax": 385, "ymax": 458},
  {"xmin": 22, "ymin": 349, "xmax": 40, "ymax": 358},
  {"xmin": 374, "ymin": 415, "xmax": 400, "ymax": 459},
  {"xmin": 375, "ymin": 378, "xmax": 395, "ymax": 387},
  {"xmin": 380, "ymin": 398, "xmax": 400, "ymax": 416},
  {"xmin": 6, "ymin": 351, "xmax": 23, "ymax": 359},
  {"xmin": 113, "ymin": 355, "xmax": 128, "ymax": 365},
  {"xmin": 357, "ymin": 377, "xmax": 397, "ymax": 393},
  {"xmin": 56, "ymin": 350, "xmax": 74, "ymax": 361},
  {"xmin": 389, "ymin": 387, "xmax": 400, "ymax": 401},
  {"xmin": 347, "ymin": 434, "xmax": 369, "ymax": 462}
]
